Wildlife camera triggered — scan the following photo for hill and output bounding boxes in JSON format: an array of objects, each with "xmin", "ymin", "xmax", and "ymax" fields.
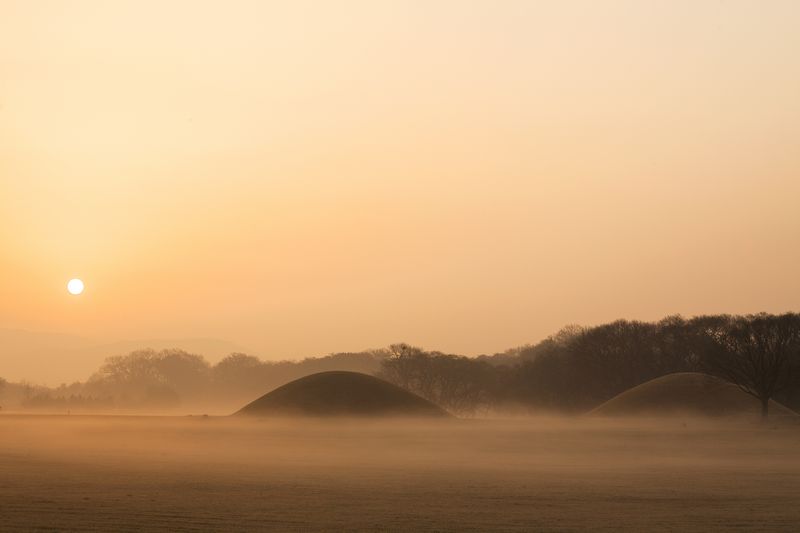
[
  {"xmin": 590, "ymin": 372, "xmax": 798, "ymax": 419},
  {"xmin": 235, "ymin": 371, "xmax": 451, "ymax": 417}
]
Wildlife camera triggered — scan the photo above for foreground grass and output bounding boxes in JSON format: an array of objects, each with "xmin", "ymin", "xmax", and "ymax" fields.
[{"xmin": 0, "ymin": 414, "xmax": 798, "ymax": 532}]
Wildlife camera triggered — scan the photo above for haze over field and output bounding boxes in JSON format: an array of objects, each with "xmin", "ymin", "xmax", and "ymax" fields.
[
  {"xmin": 2, "ymin": 416, "xmax": 800, "ymax": 532},
  {"xmin": 3, "ymin": 2, "xmax": 800, "ymax": 530},
  {"xmin": 0, "ymin": 328, "xmax": 249, "ymax": 383},
  {"xmin": 2, "ymin": 0, "xmax": 800, "ymax": 381}
]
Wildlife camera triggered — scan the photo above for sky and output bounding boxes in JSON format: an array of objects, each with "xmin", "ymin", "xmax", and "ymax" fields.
[{"xmin": 1, "ymin": 0, "xmax": 799, "ymax": 372}]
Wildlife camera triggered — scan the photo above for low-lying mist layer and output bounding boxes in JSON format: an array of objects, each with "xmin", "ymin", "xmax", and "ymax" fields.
[
  {"xmin": 1, "ymin": 415, "xmax": 799, "ymax": 531},
  {"xmin": 2, "ymin": 313, "xmax": 799, "ymax": 420}
]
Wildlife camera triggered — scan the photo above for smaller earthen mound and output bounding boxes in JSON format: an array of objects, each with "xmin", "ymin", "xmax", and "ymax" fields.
[
  {"xmin": 235, "ymin": 371, "xmax": 450, "ymax": 418},
  {"xmin": 590, "ymin": 372, "xmax": 797, "ymax": 419}
]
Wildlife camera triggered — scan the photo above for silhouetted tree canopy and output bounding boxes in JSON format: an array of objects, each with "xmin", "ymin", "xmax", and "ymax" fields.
[
  {"xmin": 700, "ymin": 313, "xmax": 800, "ymax": 418},
  {"xmin": 86, "ymin": 349, "xmax": 209, "ymax": 407},
  {"xmin": 3, "ymin": 313, "xmax": 799, "ymax": 415},
  {"xmin": 377, "ymin": 343, "xmax": 497, "ymax": 415}
]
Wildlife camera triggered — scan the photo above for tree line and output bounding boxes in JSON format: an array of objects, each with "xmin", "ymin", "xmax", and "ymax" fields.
[
  {"xmin": 1, "ymin": 351, "xmax": 380, "ymax": 413},
  {"xmin": 2, "ymin": 313, "xmax": 798, "ymax": 417},
  {"xmin": 378, "ymin": 313, "xmax": 800, "ymax": 417}
]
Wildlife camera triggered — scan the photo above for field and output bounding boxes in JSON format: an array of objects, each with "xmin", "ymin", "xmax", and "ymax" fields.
[{"xmin": 1, "ymin": 414, "xmax": 799, "ymax": 532}]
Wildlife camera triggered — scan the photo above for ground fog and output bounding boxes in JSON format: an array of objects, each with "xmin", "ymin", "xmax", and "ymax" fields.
[{"xmin": 1, "ymin": 415, "xmax": 798, "ymax": 531}]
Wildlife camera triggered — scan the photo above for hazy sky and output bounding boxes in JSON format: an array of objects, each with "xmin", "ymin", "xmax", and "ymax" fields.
[{"xmin": 1, "ymin": 0, "xmax": 799, "ymax": 362}]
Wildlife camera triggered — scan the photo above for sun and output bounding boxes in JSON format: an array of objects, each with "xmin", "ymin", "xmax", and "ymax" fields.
[{"xmin": 67, "ymin": 278, "xmax": 85, "ymax": 295}]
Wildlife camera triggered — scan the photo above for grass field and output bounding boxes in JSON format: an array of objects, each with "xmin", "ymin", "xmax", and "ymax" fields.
[{"xmin": 1, "ymin": 414, "xmax": 799, "ymax": 532}]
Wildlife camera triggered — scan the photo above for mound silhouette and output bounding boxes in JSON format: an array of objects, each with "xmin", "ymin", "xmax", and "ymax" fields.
[
  {"xmin": 590, "ymin": 372, "xmax": 798, "ymax": 419},
  {"xmin": 235, "ymin": 371, "xmax": 451, "ymax": 417}
]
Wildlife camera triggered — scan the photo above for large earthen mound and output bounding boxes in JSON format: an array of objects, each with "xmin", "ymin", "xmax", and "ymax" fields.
[
  {"xmin": 590, "ymin": 372, "xmax": 797, "ymax": 419},
  {"xmin": 235, "ymin": 371, "xmax": 450, "ymax": 418}
]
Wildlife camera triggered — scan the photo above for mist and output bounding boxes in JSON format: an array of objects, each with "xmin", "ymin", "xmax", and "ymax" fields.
[
  {"xmin": 3, "ymin": 0, "xmax": 800, "ymax": 530},
  {"xmin": 2, "ymin": 414, "xmax": 799, "ymax": 531},
  {"xmin": 3, "ymin": 313, "xmax": 799, "ymax": 421}
]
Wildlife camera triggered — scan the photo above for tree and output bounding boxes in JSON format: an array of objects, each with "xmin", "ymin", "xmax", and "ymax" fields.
[
  {"xmin": 377, "ymin": 344, "xmax": 497, "ymax": 415},
  {"xmin": 702, "ymin": 313, "xmax": 800, "ymax": 419},
  {"xmin": 87, "ymin": 348, "xmax": 209, "ymax": 407},
  {"xmin": 212, "ymin": 353, "xmax": 269, "ymax": 398},
  {"xmin": 377, "ymin": 343, "xmax": 428, "ymax": 392},
  {"xmin": 149, "ymin": 349, "xmax": 210, "ymax": 397}
]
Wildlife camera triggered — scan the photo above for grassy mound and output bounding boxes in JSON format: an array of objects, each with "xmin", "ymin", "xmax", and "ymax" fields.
[
  {"xmin": 235, "ymin": 371, "xmax": 450, "ymax": 418},
  {"xmin": 590, "ymin": 372, "xmax": 797, "ymax": 419}
]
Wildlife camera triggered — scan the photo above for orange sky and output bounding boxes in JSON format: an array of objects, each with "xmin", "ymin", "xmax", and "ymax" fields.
[{"xmin": 1, "ymin": 0, "xmax": 799, "ymax": 369}]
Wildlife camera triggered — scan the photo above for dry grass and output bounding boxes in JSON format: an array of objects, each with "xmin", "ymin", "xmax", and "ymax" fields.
[{"xmin": 1, "ymin": 414, "xmax": 799, "ymax": 531}]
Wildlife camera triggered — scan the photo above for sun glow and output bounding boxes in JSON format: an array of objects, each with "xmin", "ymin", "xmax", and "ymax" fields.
[{"xmin": 67, "ymin": 279, "xmax": 84, "ymax": 295}]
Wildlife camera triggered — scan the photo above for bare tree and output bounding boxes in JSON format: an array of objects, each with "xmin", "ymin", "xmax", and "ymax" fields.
[
  {"xmin": 377, "ymin": 343, "xmax": 428, "ymax": 392},
  {"xmin": 377, "ymin": 344, "xmax": 496, "ymax": 415},
  {"xmin": 703, "ymin": 313, "xmax": 800, "ymax": 419}
]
